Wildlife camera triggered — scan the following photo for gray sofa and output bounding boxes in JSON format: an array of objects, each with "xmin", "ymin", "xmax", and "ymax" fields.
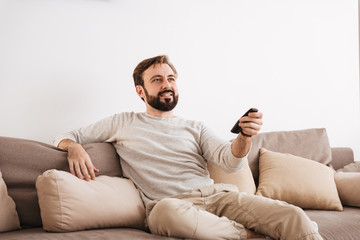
[{"xmin": 0, "ymin": 128, "xmax": 359, "ymax": 240}]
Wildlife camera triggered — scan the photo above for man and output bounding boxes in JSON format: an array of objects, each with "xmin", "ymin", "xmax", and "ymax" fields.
[{"xmin": 54, "ymin": 55, "xmax": 322, "ymax": 240}]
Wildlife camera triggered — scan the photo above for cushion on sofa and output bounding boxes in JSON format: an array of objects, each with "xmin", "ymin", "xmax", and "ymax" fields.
[
  {"xmin": 207, "ymin": 161, "xmax": 256, "ymax": 194},
  {"xmin": 0, "ymin": 171, "xmax": 21, "ymax": 232},
  {"xmin": 0, "ymin": 136, "xmax": 123, "ymax": 227},
  {"xmin": 335, "ymin": 172, "xmax": 360, "ymax": 207},
  {"xmin": 256, "ymin": 148, "xmax": 343, "ymax": 211},
  {"xmin": 248, "ymin": 128, "xmax": 332, "ymax": 181},
  {"xmin": 335, "ymin": 162, "xmax": 360, "ymax": 207},
  {"xmin": 36, "ymin": 169, "xmax": 146, "ymax": 232}
]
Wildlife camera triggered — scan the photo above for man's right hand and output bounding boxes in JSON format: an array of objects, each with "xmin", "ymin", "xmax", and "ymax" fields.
[{"xmin": 58, "ymin": 139, "xmax": 100, "ymax": 181}]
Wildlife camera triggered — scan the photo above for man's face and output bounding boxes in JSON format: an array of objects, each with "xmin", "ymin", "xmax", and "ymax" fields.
[{"xmin": 139, "ymin": 64, "xmax": 179, "ymax": 112}]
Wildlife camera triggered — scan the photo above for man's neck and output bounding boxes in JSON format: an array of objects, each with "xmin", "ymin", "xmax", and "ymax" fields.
[{"xmin": 146, "ymin": 107, "xmax": 176, "ymax": 119}]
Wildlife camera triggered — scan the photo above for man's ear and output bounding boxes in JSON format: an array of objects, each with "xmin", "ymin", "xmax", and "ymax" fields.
[{"xmin": 136, "ymin": 85, "xmax": 145, "ymax": 101}]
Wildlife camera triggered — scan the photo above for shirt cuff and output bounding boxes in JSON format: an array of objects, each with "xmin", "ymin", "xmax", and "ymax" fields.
[
  {"xmin": 227, "ymin": 143, "xmax": 252, "ymax": 171},
  {"xmin": 53, "ymin": 134, "xmax": 77, "ymax": 148}
]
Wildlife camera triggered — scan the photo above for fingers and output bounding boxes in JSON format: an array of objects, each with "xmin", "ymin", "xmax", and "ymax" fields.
[
  {"xmin": 86, "ymin": 162, "xmax": 100, "ymax": 181},
  {"xmin": 239, "ymin": 112, "xmax": 263, "ymax": 137},
  {"xmin": 74, "ymin": 160, "xmax": 85, "ymax": 180},
  {"xmin": 67, "ymin": 143, "xmax": 99, "ymax": 181},
  {"xmin": 69, "ymin": 158, "xmax": 99, "ymax": 181},
  {"xmin": 247, "ymin": 111, "xmax": 263, "ymax": 119},
  {"xmin": 69, "ymin": 160, "xmax": 76, "ymax": 176}
]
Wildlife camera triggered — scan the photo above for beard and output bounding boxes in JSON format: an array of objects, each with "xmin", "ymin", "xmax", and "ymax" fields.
[{"xmin": 143, "ymin": 87, "xmax": 179, "ymax": 112}]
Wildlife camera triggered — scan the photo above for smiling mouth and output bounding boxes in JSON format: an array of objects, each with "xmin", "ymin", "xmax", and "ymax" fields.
[
  {"xmin": 159, "ymin": 90, "xmax": 174, "ymax": 98},
  {"xmin": 158, "ymin": 91, "xmax": 174, "ymax": 103},
  {"xmin": 160, "ymin": 93, "xmax": 173, "ymax": 97}
]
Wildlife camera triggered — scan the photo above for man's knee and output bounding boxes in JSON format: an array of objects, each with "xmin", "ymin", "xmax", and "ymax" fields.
[
  {"xmin": 282, "ymin": 203, "xmax": 309, "ymax": 221},
  {"xmin": 147, "ymin": 198, "xmax": 197, "ymax": 238}
]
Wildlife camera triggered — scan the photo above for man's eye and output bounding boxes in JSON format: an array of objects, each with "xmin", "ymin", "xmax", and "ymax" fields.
[
  {"xmin": 169, "ymin": 78, "xmax": 176, "ymax": 82},
  {"xmin": 154, "ymin": 78, "xmax": 161, "ymax": 82}
]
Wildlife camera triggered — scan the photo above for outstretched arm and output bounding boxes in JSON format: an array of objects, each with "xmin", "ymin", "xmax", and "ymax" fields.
[
  {"xmin": 58, "ymin": 139, "xmax": 99, "ymax": 181},
  {"xmin": 231, "ymin": 111, "xmax": 263, "ymax": 158}
]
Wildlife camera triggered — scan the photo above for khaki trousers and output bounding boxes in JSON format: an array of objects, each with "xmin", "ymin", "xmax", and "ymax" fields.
[{"xmin": 146, "ymin": 184, "xmax": 323, "ymax": 240}]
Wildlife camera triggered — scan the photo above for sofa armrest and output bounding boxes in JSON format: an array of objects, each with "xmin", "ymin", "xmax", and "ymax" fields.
[{"xmin": 330, "ymin": 147, "xmax": 354, "ymax": 170}]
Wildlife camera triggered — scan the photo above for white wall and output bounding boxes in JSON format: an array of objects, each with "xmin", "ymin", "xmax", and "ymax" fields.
[{"xmin": 0, "ymin": 0, "xmax": 359, "ymax": 160}]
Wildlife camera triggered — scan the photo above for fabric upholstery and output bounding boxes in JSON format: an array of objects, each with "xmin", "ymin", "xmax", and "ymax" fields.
[
  {"xmin": 256, "ymin": 148, "xmax": 342, "ymax": 210},
  {"xmin": 36, "ymin": 170, "xmax": 146, "ymax": 232},
  {"xmin": 330, "ymin": 147, "xmax": 355, "ymax": 170},
  {"xmin": 306, "ymin": 207, "xmax": 360, "ymax": 240},
  {"xmin": 0, "ymin": 136, "xmax": 122, "ymax": 227},
  {"xmin": 0, "ymin": 227, "xmax": 181, "ymax": 240},
  {"xmin": 248, "ymin": 128, "xmax": 332, "ymax": 181},
  {"xmin": 335, "ymin": 172, "xmax": 360, "ymax": 207},
  {"xmin": 207, "ymin": 161, "xmax": 256, "ymax": 194},
  {"xmin": 0, "ymin": 171, "xmax": 20, "ymax": 232},
  {"xmin": 337, "ymin": 161, "xmax": 360, "ymax": 173}
]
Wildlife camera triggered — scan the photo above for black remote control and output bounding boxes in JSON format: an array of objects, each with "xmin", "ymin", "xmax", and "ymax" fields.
[{"xmin": 231, "ymin": 108, "xmax": 258, "ymax": 134}]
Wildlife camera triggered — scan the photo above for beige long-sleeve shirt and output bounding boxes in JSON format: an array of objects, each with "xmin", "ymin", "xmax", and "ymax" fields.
[{"xmin": 54, "ymin": 112, "xmax": 247, "ymax": 204}]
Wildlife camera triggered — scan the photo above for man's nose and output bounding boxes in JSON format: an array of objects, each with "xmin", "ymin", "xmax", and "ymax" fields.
[{"xmin": 162, "ymin": 79, "xmax": 172, "ymax": 89}]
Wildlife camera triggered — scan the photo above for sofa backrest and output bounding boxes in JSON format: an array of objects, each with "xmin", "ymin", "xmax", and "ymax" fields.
[{"xmin": 0, "ymin": 136, "xmax": 122, "ymax": 228}]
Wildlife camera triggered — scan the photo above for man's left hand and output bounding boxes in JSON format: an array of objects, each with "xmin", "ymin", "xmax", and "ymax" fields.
[
  {"xmin": 238, "ymin": 111, "xmax": 263, "ymax": 137},
  {"xmin": 231, "ymin": 111, "xmax": 263, "ymax": 158}
]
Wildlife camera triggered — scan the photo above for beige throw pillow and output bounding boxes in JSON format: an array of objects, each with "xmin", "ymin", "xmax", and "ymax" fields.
[
  {"xmin": 248, "ymin": 128, "xmax": 332, "ymax": 180},
  {"xmin": 335, "ymin": 172, "xmax": 360, "ymax": 207},
  {"xmin": 0, "ymin": 171, "xmax": 21, "ymax": 232},
  {"xmin": 36, "ymin": 170, "xmax": 146, "ymax": 232},
  {"xmin": 208, "ymin": 161, "xmax": 256, "ymax": 194},
  {"xmin": 256, "ymin": 148, "xmax": 343, "ymax": 211}
]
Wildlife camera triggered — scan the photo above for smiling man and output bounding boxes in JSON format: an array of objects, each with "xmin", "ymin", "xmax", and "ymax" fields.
[
  {"xmin": 134, "ymin": 59, "xmax": 179, "ymax": 115},
  {"xmin": 54, "ymin": 55, "xmax": 322, "ymax": 240}
]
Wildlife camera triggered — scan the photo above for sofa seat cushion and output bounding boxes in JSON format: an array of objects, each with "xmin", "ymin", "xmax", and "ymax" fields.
[
  {"xmin": 256, "ymin": 148, "xmax": 342, "ymax": 210},
  {"xmin": 306, "ymin": 207, "xmax": 360, "ymax": 240},
  {"xmin": 0, "ymin": 171, "xmax": 20, "ymax": 233},
  {"xmin": 36, "ymin": 170, "xmax": 146, "ymax": 232},
  {"xmin": 0, "ymin": 227, "xmax": 180, "ymax": 240}
]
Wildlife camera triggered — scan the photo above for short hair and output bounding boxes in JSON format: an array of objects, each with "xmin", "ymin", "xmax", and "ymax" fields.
[{"xmin": 132, "ymin": 55, "xmax": 178, "ymax": 87}]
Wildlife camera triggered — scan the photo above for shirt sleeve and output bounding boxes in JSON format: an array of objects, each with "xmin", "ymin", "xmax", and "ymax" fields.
[
  {"xmin": 53, "ymin": 113, "xmax": 123, "ymax": 147},
  {"xmin": 199, "ymin": 123, "xmax": 249, "ymax": 173}
]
